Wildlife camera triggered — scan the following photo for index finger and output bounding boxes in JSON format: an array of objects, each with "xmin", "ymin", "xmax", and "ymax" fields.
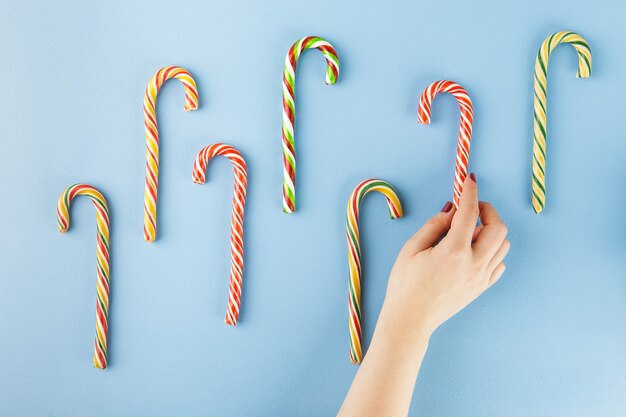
[{"xmin": 446, "ymin": 173, "xmax": 479, "ymax": 248}]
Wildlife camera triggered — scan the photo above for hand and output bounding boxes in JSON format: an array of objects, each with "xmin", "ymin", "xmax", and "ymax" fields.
[{"xmin": 382, "ymin": 173, "xmax": 510, "ymax": 339}]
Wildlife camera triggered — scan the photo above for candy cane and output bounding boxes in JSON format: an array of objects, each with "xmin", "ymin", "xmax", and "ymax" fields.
[
  {"xmin": 282, "ymin": 36, "xmax": 340, "ymax": 214},
  {"xmin": 532, "ymin": 31, "xmax": 592, "ymax": 213},
  {"xmin": 193, "ymin": 143, "xmax": 248, "ymax": 325},
  {"xmin": 346, "ymin": 179, "xmax": 403, "ymax": 364},
  {"xmin": 56, "ymin": 184, "xmax": 110, "ymax": 369},
  {"xmin": 143, "ymin": 66, "xmax": 199, "ymax": 241},
  {"xmin": 418, "ymin": 80, "xmax": 473, "ymax": 208}
]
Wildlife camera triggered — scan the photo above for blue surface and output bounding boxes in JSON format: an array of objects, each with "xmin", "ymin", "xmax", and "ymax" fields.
[{"xmin": 1, "ymin": 0, "xmax": 625, "ymax": 415}]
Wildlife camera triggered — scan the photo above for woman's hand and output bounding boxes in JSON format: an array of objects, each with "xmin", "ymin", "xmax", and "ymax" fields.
[
  {"xmin": 338, "ymin": 174, "xmax": 510, "ymax": 417},
  {"xmin": 383, "ymin": 172, "xmax": 510, "ymax": 339}
]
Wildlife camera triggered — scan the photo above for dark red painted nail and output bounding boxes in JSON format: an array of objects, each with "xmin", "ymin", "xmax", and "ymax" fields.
[
  {"xmin": 469, "ymin": 172, "xmax": 476, "ymax": 183},
  {"xmin": 441, "ymin": 201, "xmax": 453, "ymax": 213}
]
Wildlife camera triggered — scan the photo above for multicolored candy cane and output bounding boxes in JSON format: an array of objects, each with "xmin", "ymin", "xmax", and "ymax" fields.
[
  {"xmin": 56, "ymin": 184, "xmax": 110, "ymax": 369},
  {"xmin": 282, "ymin": 36, "xmax": 340, "ymax": 213},
  {"xmin": 418, "ymin": 80, "xmax": 474, "ymax": 208},
  {"xmin": 532, "ymin": 31, "xmax": 592, "ymax": 213},
  {"xmin": 346, "ymin": 179, "xmax": 403, "ymax": 364},
  {"xmin": 193, "ymin": 143, "xmax": 248, "ymax": 326},
  {"xmin": 143, "ymin": 66, "xmax": 199, "ymax": 241}
]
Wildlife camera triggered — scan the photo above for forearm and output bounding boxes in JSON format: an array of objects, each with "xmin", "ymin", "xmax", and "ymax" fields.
[{"xmin": 337, "ymin": 304, "xmax": 431, "ymax": 417}]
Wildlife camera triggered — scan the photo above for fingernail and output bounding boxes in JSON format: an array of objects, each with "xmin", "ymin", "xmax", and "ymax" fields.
[
  {"xmin": 469, "ymin": 172, "xmax": 477, "ymax": 183},
  {"xmin": 441, "ymin": 201, "xmax": 453, "ymax": 213}
]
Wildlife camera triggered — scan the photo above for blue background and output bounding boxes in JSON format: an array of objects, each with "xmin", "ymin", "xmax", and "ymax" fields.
[{"xmin": 1, "ymin": 0, "xmax": 624, "ymax": 415}]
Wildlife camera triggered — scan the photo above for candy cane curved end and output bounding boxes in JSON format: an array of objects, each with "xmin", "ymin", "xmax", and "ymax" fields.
[
  {"xmin": 417, "ymin": 80, "xmax": 474, "ymax": 209},
  {"xmin": 532, "ymin": 31, "xmax": 592, "ymax": 214},
  {"xmin": 56, "ymin": 183, "xmax": 110, "ymax": 369},
  {"xmin": 143, "ymin": 66, "xmax": 200, "ymax": 242},
  {"xmin": 282, "ymin": 36, "xmax": 340, "ymax": 214},
  {"xmin": 193, "ymin": 143, "xmax": 248, "ymax": 326},
  {"xmin": 346, "ymin": 179, "xmax": 403, "ymax": 364}
]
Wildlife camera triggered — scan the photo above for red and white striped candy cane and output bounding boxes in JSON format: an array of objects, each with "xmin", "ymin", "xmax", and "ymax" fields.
[
  {"xmin": 193, "ymin": 143, "xmax": 248, "ymax": 326},
  {"xmin": 418, "ymin": 80, "xmax": 473, "ymax": 208}
]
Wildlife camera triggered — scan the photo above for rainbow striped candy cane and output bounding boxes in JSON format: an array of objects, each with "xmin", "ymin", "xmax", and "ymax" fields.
[
  {"xmin": 346, "ymin": 179, "xmax": 403, "ymax": 364},
  {"xmin": 56, "ymin": 184, "xmax": 110, "ymax": 369},
  {"xmin": 418, "ymin": 80, "xmax": 474, "ymax": 208},
  {"xmin": 282, "ymin": 36, "xmax": 339, "ymax": 214},
  {"xmin": 193, "ymin": 143, "xmax": 248, "ymax": 326},
  {"xmin": 532, "ymin": 31, "xmax": 592, "ymax": 213},
  {"xmin": 143, "ymin": 66, "xmax": 199, "ymax": 241}
]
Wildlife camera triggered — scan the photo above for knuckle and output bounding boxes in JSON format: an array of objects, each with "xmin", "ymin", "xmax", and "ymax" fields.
[
  {"xmin": 441, "ymin": 241, "xmax": 463, "ymax": 257},
  {"xmin": 493, "ymin": 223, "xmax": 508, "ymax": 237},
  {"xmin": 452, "ymin": 249, "xmax": 467, "ymax": 261}
]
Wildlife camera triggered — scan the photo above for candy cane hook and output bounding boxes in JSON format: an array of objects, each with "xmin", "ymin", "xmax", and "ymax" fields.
[
  {"xmin": 193, "ymin": 143, "xmax": 248, "ymax": 325},
  {"xmin": 143, "ymin": 66, "xmax": 199, "ymax": 241},
  {"xmin": 346, "ymin": 179, "xmax": 403, "ymax": 364},
  {"xmin": 282, "ymin": 36, "xmax": 340, "ymax": 214},
  {"xmin": 56, "ymin": 184, "xmax": 110, "ymax": 369},
  {"xmin": 418, "ymin": 80, "xmax": 474, "ymax": 208},
  {"xmin": 532, "ymin": 31, "xmax": 592, "ymax": 213}
]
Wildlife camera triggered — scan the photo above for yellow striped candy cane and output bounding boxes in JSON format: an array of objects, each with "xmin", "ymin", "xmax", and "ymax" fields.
[
  {"xmin": 346, "ymin": 179, "xmax": 403, "ymax": 364},
  {"xmin": 532, "ymin": 31, "xmax": 592, "ymax": 213},
  {"xmin": 57, "ymin": 184, "xmax": 110, "ymax": 369}
]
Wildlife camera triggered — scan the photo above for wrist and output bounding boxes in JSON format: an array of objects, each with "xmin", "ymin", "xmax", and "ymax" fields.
[
  {"xmin": 363, "ymin": 303, "xmax": 432, "ymax": 372},
  {"xmin": 377, "ymin": 301, "xmax": 434, "ymax": 345}
]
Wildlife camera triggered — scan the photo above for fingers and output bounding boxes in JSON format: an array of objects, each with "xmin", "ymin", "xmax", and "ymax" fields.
[
  {"xmin": 447, "ymin": 174, "xmax": 479, "ymax": 248},
  {"xmin": 402, "ymin": 203, "xmax": 456, "ymax": 254},
  {"xmin": 488, "ymin": 263, "xmax": 506, "ymax": 287},
  {"xmin": 487, "ymin": 239, "xmax": 510, "ymax": 273},
  {"xmin": 473, "ymin": 202, "xmax": 508, "ymax": 261}
]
